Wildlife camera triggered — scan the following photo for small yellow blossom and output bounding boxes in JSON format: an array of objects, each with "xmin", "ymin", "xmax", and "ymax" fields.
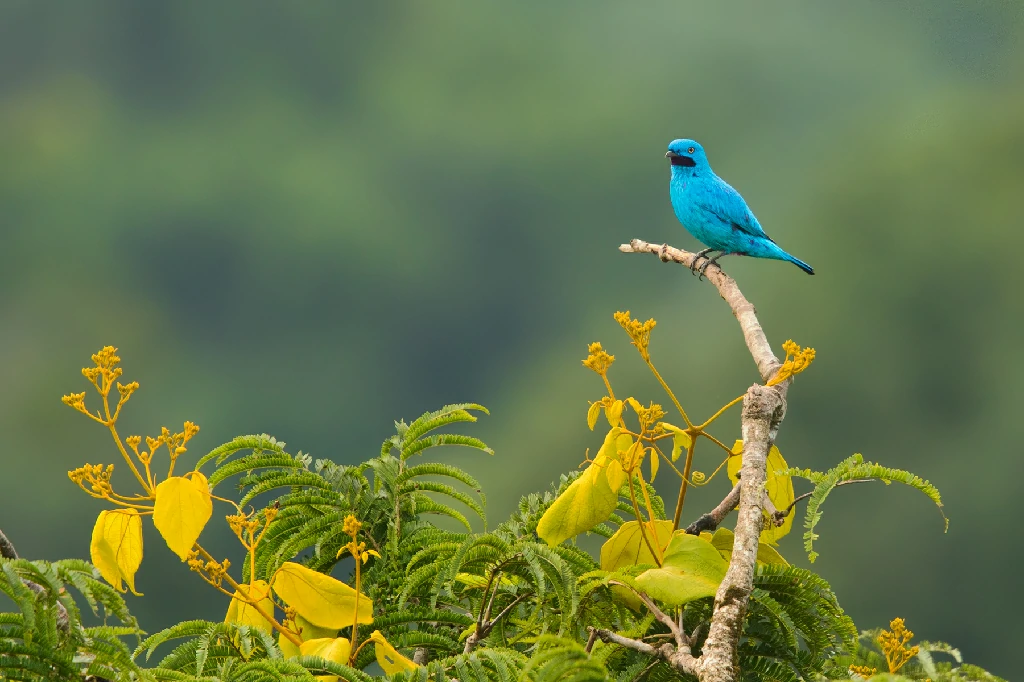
[
  {"xmin": 62, "ymin": 392, "xmax": 88, "ymax": 413},
  {"xmin": 634, "ymin": 401, "xmax": 666, "ymax": 433},
  {"xmin": 582, "ymin": 342, "xmax": 615, "ymax": 376},
  {"xmin": 879, "ymin": 617, "xmax": 919, "ymax": 673},
  {"xmin": 343, "ymin": 514, "xmax": 362, "ymax": 538},
  {"xmin": 848, "ymin": 664, "xmax": 878, "ymax": 678},
  {"xmin": 767, "ymin": 339, "xmax": 816, "ymax": 386},
  {"xmin": 613, "ymin": 311, "xmax": 656, "ymax": 361}
]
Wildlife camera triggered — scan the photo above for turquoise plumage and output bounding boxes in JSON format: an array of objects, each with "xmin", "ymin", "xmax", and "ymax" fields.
[{"xmin": 666, "ymin": 139, "xmax": 814, "ymax": 275}]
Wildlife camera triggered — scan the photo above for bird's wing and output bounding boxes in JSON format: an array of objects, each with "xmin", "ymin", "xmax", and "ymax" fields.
[{"xmin": 696, "ymin": 178, "xmax": 774, "ymax": 243}]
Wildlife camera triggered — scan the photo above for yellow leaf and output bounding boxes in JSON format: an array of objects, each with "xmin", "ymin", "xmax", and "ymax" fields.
[
  {"xmin": 300, "ymin": 636, "xmax": 352, "ymax": 682},
  {"xmin": 727, "ymin": 441, "xmax": 795, "ymax": 545},
  {"xmin": 661, "ymin": 423, "xmax": 691, "ymax": 461},
  {"xmin": 280, "ymin": 614, "xmax": 338, "ymax": 659},
  {"xmin": 370, "ymin": 630, "xmax": 419, "ymax": 674},
  {"xmin": 279, "ymin": 633, "xmax": 300, "ymax": 659},
  {"xmin": 153, "ymin": 471, "xmax": 213, "ymax": 560},
  {"xmin": 225, "ymin": 579, "xmax": 274, "ymax": 633},
  {"xmin": 605, "ymin": 399, "xmax": 624, "ymax": 427},
  {"xmin": 599, "ymin": 520, "xmax": 674, "ymax": 609},
  {"xmin": 90, "ymin": 509, "xmax": 144, "ymax": 594},
  {"xmin": 626, "ymin": 397, "xmax": 642, "ymax": 414},
  {"xmin": 272, "ymin": 562, "xmax": 373, "ymax": 629},
  {"xmin": 536, "ymin": 428, "xmax": 631, "ymax": 546},
  {"xmin": 635, "ymin": 533, "xmax": 728, "ymax": 606},
  {"xmin": 587, "ymin": 402, "xmax": 601, "ymax": 431},
  {"xmin": 708, "ymin": 528, "xmax": 788, "ymax": 566},
  {"xmin": 649, "ymin": 448, "xmax": 659, "ymax": 482}
]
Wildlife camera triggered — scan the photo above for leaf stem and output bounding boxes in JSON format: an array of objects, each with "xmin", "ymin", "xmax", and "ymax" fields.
[
  {"xmin": 645, "ymin": 361, "xmax": 691, "ymax": 429},
  {"xmin": 671, "ymin": 436, "xmax": 697, "ymax": 530},
  {"xmin": 627, "ymin": 476, "xmax": 662, "ymax": 567}
]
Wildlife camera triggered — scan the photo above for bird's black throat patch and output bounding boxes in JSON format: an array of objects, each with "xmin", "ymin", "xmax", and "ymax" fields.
[{"xmin": 669, "ymin": 156, "xmax": 696, "ymax": 167}]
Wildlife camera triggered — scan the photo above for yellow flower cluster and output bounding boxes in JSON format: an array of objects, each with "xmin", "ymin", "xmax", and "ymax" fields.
[
  {"xmin": 582, "ymin": 342, "xmax": 615, "ymax": 376},
  {"xmin": 848, "ymin": 664, "xmax": 878, "ymax": 678},
  {"xmin": 226, "ymin": 511, "xmax": 261, "ymax": 540},
  {"xmin": 338, "ymin": 515, "xmax": 380, "ymax": 564},
  {"xmin": 343, "ymin": 514, "xmax": 362, "ymax": 538},
  {"xmin": 68, "ymin": 463, "xmax": 115, "ymax": 498},
  {"xmin": 62, "ymin": 391, "xmax": 89, "ymax": 414},
  {"xmin": 631, "ymin": 399, "xmax": 666, "ymax": 434},
  {"xmin": 187, "ymin": 551, "xmax": 231, "ymax": 588},
  {"xmin": 613, "ymin": 311, "xmax": 656, "ymax": 361},
  {"xmin": 879, "ymin": 617, "xmax": 919, "ymax": 673},
  {"xmin": 767, "ymin": 339, "xmax": 816, "ymax": 386}
]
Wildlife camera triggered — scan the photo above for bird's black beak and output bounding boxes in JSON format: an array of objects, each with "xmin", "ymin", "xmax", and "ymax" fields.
[{"xmin": 666, "ymin": 150, "xmax": 696, "ymax": 167}]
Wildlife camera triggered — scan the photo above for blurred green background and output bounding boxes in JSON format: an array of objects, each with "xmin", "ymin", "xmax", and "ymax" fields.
[{"xmin": 2, "ymin": 0, "xmax": 1022, "ymax": 675}]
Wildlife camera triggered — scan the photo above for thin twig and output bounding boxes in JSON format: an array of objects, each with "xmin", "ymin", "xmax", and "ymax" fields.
[
  {"xmin": 684, "ymin": 482, "xmax": 742, "ymax": 535},
  {"xmin": 775, "ymin": 478, "xmax": 878, "ymax": 520}
]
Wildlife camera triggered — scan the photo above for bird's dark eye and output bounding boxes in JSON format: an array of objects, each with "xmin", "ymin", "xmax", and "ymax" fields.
[{"xmin": 687, "ymin": 147, "xmax": 695, "ymax": 154}]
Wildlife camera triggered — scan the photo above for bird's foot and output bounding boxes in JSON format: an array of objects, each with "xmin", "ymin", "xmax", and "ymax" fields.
[
  {"xmin": 689, "ymin": 249, "xmax": 714, "ymax": 276},
  {"xmin": 697, "ymin": 252, "xmax": 732, "ymax": 279}
]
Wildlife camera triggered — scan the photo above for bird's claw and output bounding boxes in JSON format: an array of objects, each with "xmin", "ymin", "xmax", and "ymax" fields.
[{"xmin": 689, "ymin": 249, "xmax": 713, "ymax": 276}]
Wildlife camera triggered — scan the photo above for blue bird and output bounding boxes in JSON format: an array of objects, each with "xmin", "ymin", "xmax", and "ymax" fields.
[{"xmin": 666, "ymin": 139, "xmax": 814, "ymax": 276}]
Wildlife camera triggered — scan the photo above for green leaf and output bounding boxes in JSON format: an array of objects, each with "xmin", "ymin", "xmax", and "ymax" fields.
[
  {"xmin": 599, "ymin": 520, "xmax": 673, "ymax": 609},
  {"xmin": 635, "ymin": 532, "xmax": 727, "ymax": 606},
  {"xmin": 709, "ymin": 527, "xmax": 788, "ymax": 566}
]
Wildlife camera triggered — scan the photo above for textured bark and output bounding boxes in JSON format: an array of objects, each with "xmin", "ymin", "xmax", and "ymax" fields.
[{"xmin": 698, "ymin": 385, "xmax": 783, "ymax": 681}]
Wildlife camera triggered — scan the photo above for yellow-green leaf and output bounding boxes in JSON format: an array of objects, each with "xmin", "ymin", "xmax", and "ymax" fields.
[
  {"xmin": 225, "ymin": 580, "xmax": 274, "ymax": 633},
  {"xmin": 600, "ymin": 520, "xmax": 674, "ymax": 609},
  {"xmin": 536, "ymin": 428, "xmax": 631, "ymax": 546},
  {"xmin": 272, "ymin": 561, "xmax": 373, "ymax": 629},
  {"xmin": 300, "ymin": 636, "xmax": 352, "ymax": 682},
  {"xmin": 708, "ymin": 527, "xmax": 788, "ymax": 566},
  {"xmin": 661, "ymin": 423, "xmax": 692, "ymax": 462},
  {"xmin": 600, "ymin": 520, "xmax": 674, "ymax": 571},
  {"xmin": 605, "ymin": 399, "xmax": 624, "ymax": 428},
  {"xmin": 635, "ymin": 532, "xmax": 728, "ymax": 606},
  {"xmin": 370, "ymin": 630, "xmax": 419, "ymax": 674},
  {"xmin": 649, "ymin": 448, "xmax": 659, "ymax": 481},
  {"xmin": 90, "ymin": 509, "xmax": 144, "ymax": 594},
  {"xmin": 153, "ymin": 471, "xmax": 213, "ymax": 560},
  {"xmin": 728, "ymin": 440, "xmax": 795, "ymax": 545},
  {"xmin": 587, "ymin": 402, "xmax": 601, "ymax": 431}
]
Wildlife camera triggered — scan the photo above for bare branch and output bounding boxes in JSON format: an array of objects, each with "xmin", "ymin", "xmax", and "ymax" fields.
[
  {"xmin": 619, "ymin": 239, "xmax": 785, "ymax": 387},
  {"xmin": 685, "ymin": 482, "xmax": 742, "ymax": 535},
  {"xmin": 589, "ymin": 627, "xmax": 701, "ymax": 676},
  {"xmin": 608, "ymin": 580, "xmax": 682, "ymax": 644}
]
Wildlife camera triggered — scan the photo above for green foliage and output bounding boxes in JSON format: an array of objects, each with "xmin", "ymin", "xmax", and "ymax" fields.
[
  {"xmin": 0, "ymin": 557, "xmax": 143, "ymax": 681},
  {"xmin": 1, "ymin": 400, "xmax": 1005, "ymax": 681},
  {"xmin": 785, "ymin": 453, "xmax": 947, "ymax": 562}
]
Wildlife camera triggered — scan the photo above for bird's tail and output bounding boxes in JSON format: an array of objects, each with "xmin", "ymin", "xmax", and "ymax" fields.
[{"xmin": 781, "ymin": 252, "xmax": 815, "ymax": 275}]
